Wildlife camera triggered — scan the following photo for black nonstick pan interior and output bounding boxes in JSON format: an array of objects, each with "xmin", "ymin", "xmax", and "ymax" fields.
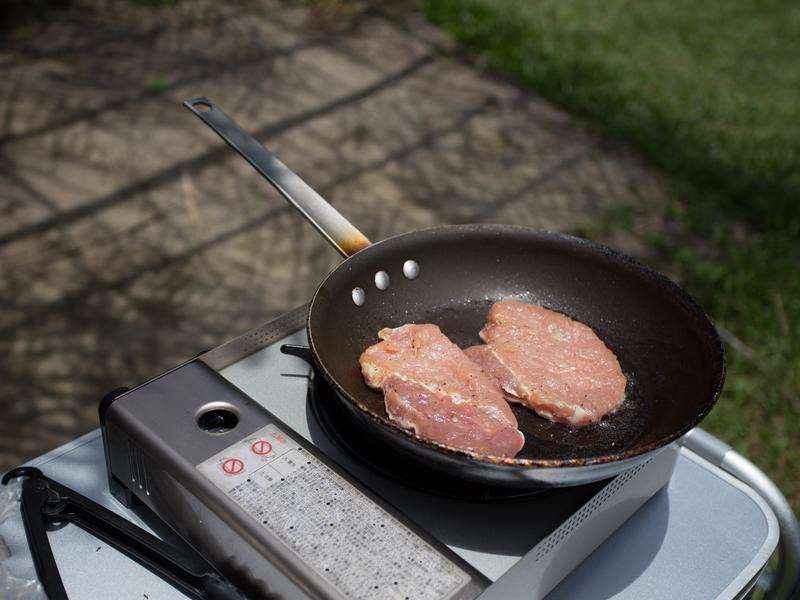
[{"xmin": 308, "ymin": 225, "xmax": 725, "ymax": 466}]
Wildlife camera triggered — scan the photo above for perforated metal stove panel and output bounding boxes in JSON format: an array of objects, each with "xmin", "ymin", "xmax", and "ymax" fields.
[{"xmin": 534, "ymin": 460, "xmax": 651, "ymax": 563}]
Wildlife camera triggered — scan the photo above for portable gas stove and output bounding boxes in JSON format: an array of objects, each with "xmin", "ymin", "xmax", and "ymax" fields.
[{"xmin": 0, "ymin": 307, "xmax": 790, "ymax": 599}]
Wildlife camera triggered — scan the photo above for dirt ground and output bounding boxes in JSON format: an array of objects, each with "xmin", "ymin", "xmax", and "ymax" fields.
[{"xmin": 0, "ymin": 0, "xmax": 668, "ymax": 469}]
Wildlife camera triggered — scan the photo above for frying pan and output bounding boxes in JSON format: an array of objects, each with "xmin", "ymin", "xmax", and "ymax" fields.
[{"xmin": 184, "ymin": 98, "xmax": 725, "ymax": 488}]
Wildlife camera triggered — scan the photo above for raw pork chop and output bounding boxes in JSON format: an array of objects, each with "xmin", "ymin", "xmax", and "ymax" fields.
[
  {"xmin": 465, "ymin": 300, "xmax": 626, "ymax": 427},
  {"xmin": 360, "ymin": 324, "xmax": 525, "ymax": 457}
]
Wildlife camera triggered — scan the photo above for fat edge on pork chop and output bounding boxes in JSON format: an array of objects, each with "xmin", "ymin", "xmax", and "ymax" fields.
[
  {"xmin": 466, "ymin": 300, "xmax": 626, "ymax": 427},
  {"xmin": 359, "ymin": 324, "xmax": 525, "ymax": 458}
]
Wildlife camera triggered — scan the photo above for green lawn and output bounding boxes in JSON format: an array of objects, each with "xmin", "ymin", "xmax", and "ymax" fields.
[{"xmin": 424, "ymin": 0, "xmax": 800, "ymax": 512}]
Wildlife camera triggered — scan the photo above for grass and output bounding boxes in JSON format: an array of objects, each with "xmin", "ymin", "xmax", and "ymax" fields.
[
  {"xmin": 423, "ymin": 0, "xmax": 800, "ymax": 513},
  {"xmin": 144, "ymin": 75, "xmax": 173, "ymax": 93}
]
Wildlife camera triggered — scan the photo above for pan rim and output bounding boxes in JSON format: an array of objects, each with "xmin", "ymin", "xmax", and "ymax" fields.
[{"xmin": 307, "ymin": 223, "xmax": 725, "ymax": 469}]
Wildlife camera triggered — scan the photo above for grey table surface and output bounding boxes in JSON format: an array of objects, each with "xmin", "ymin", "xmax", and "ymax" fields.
[
  {"xmin": 547, "ymin": 449, "xmax": 777, "ymax": 599},
  {"xmin": 0, "ymin": 428, "xmax": 777, "ymax": 600}
]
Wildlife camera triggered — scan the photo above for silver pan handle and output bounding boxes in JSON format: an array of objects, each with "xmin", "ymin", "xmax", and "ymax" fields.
[{"xmin": 184, "ymin": 98, "xmax": 371, "ymax": 258}]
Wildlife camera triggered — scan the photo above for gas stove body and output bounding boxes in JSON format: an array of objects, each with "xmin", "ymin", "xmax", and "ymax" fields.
[
  {"xmin": 101, "ymin": 361, "xmax": 489, "ymax": 599},
  {"xmin": 100, "ymin": 312, "xmax": 679, "ymax": 600}
]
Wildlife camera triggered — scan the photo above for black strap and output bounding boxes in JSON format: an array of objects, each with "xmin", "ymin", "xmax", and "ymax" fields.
[{"xmin": 2, "ymin": 468, "xmax": 244, "ymax": 600}]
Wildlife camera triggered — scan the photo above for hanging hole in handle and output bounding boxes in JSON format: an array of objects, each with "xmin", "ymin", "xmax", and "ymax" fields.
[{"xmin": 190, "ymin": 99, "xmax": 213, "ymax": 113}]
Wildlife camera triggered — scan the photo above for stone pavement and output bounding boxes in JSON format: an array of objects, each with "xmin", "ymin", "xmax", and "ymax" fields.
[{"xmin": 0, "ymin": 1, "xmax": 667, "ymax": 468}]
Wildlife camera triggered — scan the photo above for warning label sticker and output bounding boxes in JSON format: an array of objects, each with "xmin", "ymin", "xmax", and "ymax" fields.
[{"xmin": 197, "ymin": 423, "xmax": 470, "ymax": 600}]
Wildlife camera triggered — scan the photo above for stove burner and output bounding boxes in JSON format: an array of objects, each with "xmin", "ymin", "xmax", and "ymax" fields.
[{"xmin": 309, "ymin": 371, "xmax": 548, "ymax": 501}]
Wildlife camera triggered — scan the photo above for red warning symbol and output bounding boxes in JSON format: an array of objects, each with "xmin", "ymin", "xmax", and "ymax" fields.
[
  {"xmin": 221, "ymin": 458, "xmax": 244, "ymax": 475},
  {"xmin": 251, "ymin": 440, "xmax": 273, "ymax": 456}
]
